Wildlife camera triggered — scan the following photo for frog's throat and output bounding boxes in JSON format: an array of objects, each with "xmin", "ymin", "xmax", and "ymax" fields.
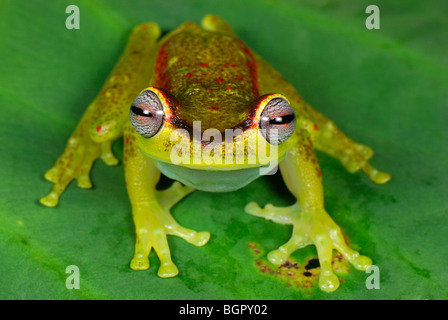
[{"xmin": 155, "ymin": 161, "xmax": 276, "ymax": 192}]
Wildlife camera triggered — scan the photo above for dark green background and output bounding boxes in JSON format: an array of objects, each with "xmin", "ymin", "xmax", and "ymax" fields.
[{"xmin": 0, "ymin": 0, "xmax": 447, "ymax": 299}]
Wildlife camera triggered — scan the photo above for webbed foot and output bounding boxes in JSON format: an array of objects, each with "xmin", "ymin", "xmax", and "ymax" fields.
[
  {"xmin": 245, "ymin": 202, "xmax": 371, "ymax": 292},
  {"xmin": 131, "ymin": 183, "xmax": 210, "ymax": 277},
  {"xmin": 40, "ymin": 130, "xmax": 118, "ymax": 207}
]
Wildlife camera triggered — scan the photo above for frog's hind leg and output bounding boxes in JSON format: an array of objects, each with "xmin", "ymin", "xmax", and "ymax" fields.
[
  {"xmin": 40, "ymin": 22, "xmax": 161, "ymax": 207},
  {"xmin": 88, "ymin": 22, "xmax": 161, "ymax": 144},
  {"xmin": 201, "ymin": 14, "xmax": 237, "ymax": 36},
  {"xmin": 308, "ymin": 105, "xmax": 391, "ymax": 184},
  {"xmin": 254, "ymin": 54, "xmax": 390, "ymax": 184}
]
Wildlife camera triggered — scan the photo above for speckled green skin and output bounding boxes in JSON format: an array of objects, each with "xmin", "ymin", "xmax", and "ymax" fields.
[{"xmin": 153, "ymin": 22, "xmax": 259, "ymax": 133}]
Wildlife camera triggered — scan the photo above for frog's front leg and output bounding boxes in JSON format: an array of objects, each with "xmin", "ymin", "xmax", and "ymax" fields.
[
  {"xmin": 123, "ymin": 125, "xmax": 210, "ymax": 277},
  {"xmin": 246, "ymin": 130, "xmax": 371, "ymax": 292}
]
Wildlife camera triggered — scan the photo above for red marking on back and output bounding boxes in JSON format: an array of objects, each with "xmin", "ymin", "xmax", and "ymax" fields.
[
  {"xmin": 225, "ymin": 86, "xmax": 232, "ymax": 91},
  {"xmin": 200, "ymin": 63, "xmax": 209, "ymax": 68},
  {"xmin": 141, "ymin": 25, "xmax": 148, "ymax": 31},
  {"xmin": 206, "ymin": 88, "xmax": 212, "ymax": 91},
  {"xmin": 216, "ymin": 77, "xmax": 223, "ymax": 83},
  {"xmin": 210, "ymin": 106, "xmax": 219, "ymax": 111},
  {"xmin": 185, "ymin": 73, "xmax": 194, "ymax": 78},
  {"xmin": 154, "ymin": 42, "xmax": 171, "ymax": 91},
  {"xmin": 223, "ymin": 63, "xmax": 238, "ymax": 68},
  {"xmin": 236, "ymin": 75, "xmax": 243, "ymax": 81},
  {"xmin": 96, "ymin": 126, "xmax": 102, "ymax": 133},
  {"xmin": 125, "ymin": 137, "xmax": 129, "ymax": 144},
  {"xmin": 314, "ymin": 124, "xmax": 319, "ymax": 131},
  {"xmin": 318, "ymin": 169, "xmax": 322, "ymax": 177},
  {"xmin": 240, "ymin": 43, "xmax": 259, "ymax": 97}
]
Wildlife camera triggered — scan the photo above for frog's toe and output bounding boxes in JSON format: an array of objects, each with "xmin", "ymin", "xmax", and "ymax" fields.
[
  {"xmin": 130, "ymin": 254, "xmax": 150, "ymax": 271},
  {"xmin": 40, "ymin": 179, "xmax": 72, "ymax": 207},
  {"xmin": 319, "ymin": 271, "xmax": 340, "ymax": 293},
  {"xmin": 169, "ymin": 226, "xmax": 211, "ymax": 247},
  {"xmin": 245, "ymin": 202, "xmax": 278, "ymax": 221},
  {"xmin": 76, "ymin": 174, "xmax": 93, "ymax": 189},
  {"xmin": 370, "ymin": 170, "xmax": 391, "ymax": 184},
  {"xmin": 44, "ymin": 167, "xmax": 59, "ymax": 184},
  {"xmin": 244, "ymin": 202, "xmax": 264, "ymax": 217},
  {"xmin": 267, "ymin": 249, "xmax": 289, "ymax": 265},
  {"xmin": 354, "ymin": 143, "xmax": 374, "ymax": 160},
  {"xmin": 100, "ymin": 141, "xmax": 119, "ymax": 166},
  {"xmin": 201, "ymin": 14, "xmax": 235, "ymax": 36},
  {"xmin": 158, "ymin": 262, "xmax": 179, "ymax": 278},
  {"xmin": 188, "ymin": 231, "xmax": 210, "ymax": 247},
  {"xmin": 361, "ymin": 162, "xmax": 391, "ymax": 184},
  {"xmin": 245, "ymin": 202, "xmax": 296, "ymax": 224},
  {"xmin": 350, "ymin": 254, "xmax": 372, "ymax": 271},
  {"xmin": 39, "ymin": 193, "xmax": 59, "ymax": 208}
]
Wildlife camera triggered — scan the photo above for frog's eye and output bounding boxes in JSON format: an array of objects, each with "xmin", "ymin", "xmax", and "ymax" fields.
[
  {"xmin": 259, "ymin": 97, "xmax": 296, "ymax": 145},
  {"xmin": 129, "ymin": 90, "xmax": 165, "ymax": 138}
]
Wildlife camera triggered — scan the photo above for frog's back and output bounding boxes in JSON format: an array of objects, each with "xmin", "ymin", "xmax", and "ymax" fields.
[{"xmin": 152, "ymin": 22, "xmax": 260, "ymax": 132}]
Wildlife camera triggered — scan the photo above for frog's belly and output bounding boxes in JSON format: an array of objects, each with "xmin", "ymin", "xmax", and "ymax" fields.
[{"xmin": 155, "ymin": 161, "xmax": 275, "ymax": 192}]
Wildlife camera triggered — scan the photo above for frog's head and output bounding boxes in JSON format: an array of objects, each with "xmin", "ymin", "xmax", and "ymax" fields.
[{"xmin": 129, "ymin": 86, "xmax": 298, "ymax": 191}]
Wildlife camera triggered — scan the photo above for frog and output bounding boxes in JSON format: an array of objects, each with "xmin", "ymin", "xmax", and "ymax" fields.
[{"xmin": 40, "ymin": 15, "xmax": 390, "ymax": 293}]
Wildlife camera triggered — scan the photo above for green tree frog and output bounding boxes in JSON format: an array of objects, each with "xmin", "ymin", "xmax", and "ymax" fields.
[{"xmin": 40, "ymin": 15, "xmax": 390, "ymax": 292}]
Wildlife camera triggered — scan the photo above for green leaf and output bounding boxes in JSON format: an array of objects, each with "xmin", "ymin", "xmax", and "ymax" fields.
[{"xmin": 0, "ymin": 0, "xmax": 447, "ymax": 299}]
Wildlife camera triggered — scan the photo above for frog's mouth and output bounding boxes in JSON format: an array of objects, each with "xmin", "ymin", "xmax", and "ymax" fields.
[{"xmin": 155, "ymin": 161, "xmax": 276, "ymax": 192}]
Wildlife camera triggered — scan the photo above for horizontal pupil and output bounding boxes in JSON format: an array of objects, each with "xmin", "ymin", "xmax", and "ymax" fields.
[
  {"xmin": 269, "ymin": 114, "xmax": 294, "ymax": 125},
  {"xmin": 131, "ymin": 106, "xmax": 153, "ymax": 117}
]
